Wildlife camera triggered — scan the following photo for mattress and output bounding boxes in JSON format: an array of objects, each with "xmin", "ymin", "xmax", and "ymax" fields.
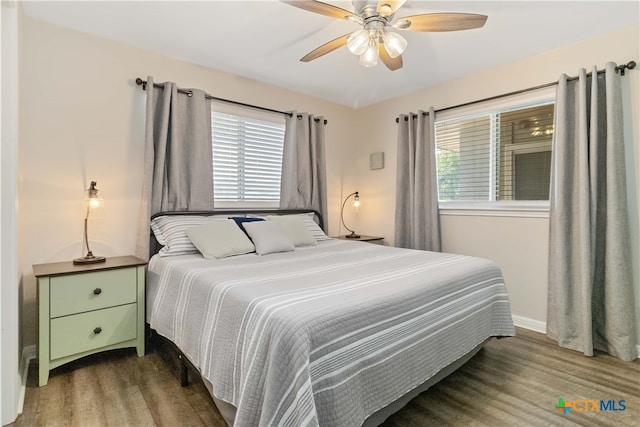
[{"xmin": 147, "ymin": 239, "xmax": 515, "ymax": 426}]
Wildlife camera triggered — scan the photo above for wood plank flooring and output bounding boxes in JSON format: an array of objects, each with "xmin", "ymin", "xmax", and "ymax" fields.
[{"xmin": 12, "ymin": 328, "xmax": 640, "ymax": 426}]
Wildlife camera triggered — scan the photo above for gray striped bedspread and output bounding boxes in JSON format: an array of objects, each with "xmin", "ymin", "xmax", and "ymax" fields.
[{"xmin": 148, "ymin": 239, "xmax": 515, "ymax": 427}]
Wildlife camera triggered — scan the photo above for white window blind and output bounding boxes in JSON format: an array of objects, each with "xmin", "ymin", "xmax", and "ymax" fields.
[
  {"xmin": 435, "ymin": 101, "xmax": 554, "ymax": 202},
  {"xmin": 211, "ymin": 111, "xmax": 285, "ymax": 205}
]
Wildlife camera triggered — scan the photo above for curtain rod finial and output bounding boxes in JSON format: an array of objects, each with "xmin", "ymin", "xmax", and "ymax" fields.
[
  {"xmin": 618, "ymin": 61, "xmax": 636, "ymax": 76},
  {"xmin": 135, "ymin": 77, "xmax": 146, "ymax": 90}
]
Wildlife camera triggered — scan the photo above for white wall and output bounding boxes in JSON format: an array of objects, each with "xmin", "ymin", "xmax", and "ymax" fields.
[
  {"xmin": 18, "ymin": 16, "xmax": 359, "ymax": 348},
  {"xmin": 351, "ymin": 24, "xmax": 640, "ymax": 341},
  {"xmin": 1, "ymin": 1, "xmax": 21, "ymax": 424}
]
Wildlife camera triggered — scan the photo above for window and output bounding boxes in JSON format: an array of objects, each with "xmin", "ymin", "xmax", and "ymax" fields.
[
  {"xmin": 435, "ymin": 98, "xmax": 554, "ymax": 204},
  {"xmin": 211, "ymin": 106, "xmax": 285, "ymax": 207}
]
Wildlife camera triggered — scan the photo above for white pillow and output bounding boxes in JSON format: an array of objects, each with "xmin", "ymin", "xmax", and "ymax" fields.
[
  {"xmin": 249, "ymin": 212, "xmax": 330, "ymax": 241},
  {"xmin": 266, "ymin": 216, "xmax": 317, "ymax": 247},
  {"xmin": 186, "ymin": 220, "xmax": 255, "ymax": 259},
  {"xmin": 243, "ymin": 221, "xmax": 295, "ymax": 255},
  {"xmin": 151, "ymin": 215, "xmax": 226, "ymax": 256}
]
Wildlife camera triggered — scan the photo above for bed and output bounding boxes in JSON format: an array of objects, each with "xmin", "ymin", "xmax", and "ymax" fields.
[{"xmin": 146, "ymin": 210, "xmax": 515, "ymax": 426}]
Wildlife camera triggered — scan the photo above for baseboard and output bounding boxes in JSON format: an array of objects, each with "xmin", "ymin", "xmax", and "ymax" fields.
[
  {"xmin": 512, "ymin": 317, "xmax": 640, "ymax": 360},
  {"xmin": 511, "ymin": 314, "xmax": 546, "ymax": 334},
  {"xmin": 19, "ymin": 345, "xmax": 37, "ymax": 415}
]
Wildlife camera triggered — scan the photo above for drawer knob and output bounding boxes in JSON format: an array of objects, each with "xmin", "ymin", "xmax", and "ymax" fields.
[
  {"xmin": 93, "ymin": 327, "xmax": 102, "ymax": 334},
  {"xmin": 93, "ymin": 288, "xmax": 102, "ymax": 295}
]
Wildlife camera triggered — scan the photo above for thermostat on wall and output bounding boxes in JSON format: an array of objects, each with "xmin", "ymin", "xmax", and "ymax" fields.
[{"xmin": 370, "ymin": 152, "xmax": 384, "ymax": 170}]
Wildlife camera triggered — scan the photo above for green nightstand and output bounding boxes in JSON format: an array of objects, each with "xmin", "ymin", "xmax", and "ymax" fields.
[
  {"xmin": 334, "ymin": 235, "xmax": 384, "ymax": 245},
  {"xmin": 33, "ymin": 256, "xmax": 146, "ymax": 386}
]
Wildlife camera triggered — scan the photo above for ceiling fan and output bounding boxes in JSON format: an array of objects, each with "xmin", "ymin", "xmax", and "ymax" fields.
[{"xmin": 280, "ymin": 0, "xmax": 487, "ymax": 71}]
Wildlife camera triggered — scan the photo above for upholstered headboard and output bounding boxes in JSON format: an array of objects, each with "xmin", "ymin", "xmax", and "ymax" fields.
[{"xmin": 149, "ymin": 209, "xmax": 324, "ymax": 258}]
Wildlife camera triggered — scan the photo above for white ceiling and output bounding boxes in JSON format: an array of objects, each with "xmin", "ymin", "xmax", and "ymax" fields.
[{"xmin": 22, "ymin": 1, "xmax": 640, "ymax": 108}]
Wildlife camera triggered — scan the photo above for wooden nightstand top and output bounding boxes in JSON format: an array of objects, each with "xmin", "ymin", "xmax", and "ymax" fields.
[
  {"xmin": 33, "ymin": 255, "xmax": 146, "ymax": 278},
  {"xmin": 334, "ymin": 235, "xmax": 384, "ymax": 242}
]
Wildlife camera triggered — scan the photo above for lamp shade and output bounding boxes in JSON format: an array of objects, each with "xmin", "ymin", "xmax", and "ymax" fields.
[
  {"xmin": 383, "ymin": 31, "xmax": 407, "ymax": 58},
  {"xmin": 347, "ymin": 29, "xmax": 370, "ymax": 55},
  {"xmin": 83, "ymin": 182, "xmax": 105, "ymax": 218},
  {"xmin": 359, "ymin": 41, "xmax": 379, "ymax": 67}
]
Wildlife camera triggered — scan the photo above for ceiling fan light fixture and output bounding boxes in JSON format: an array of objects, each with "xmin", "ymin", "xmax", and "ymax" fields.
[
  {"xmin": 383, "ymin": 31, "xmax": 407, "ymax": 58},
  {"xmin": 281, "ymin": 0, "xmax": 489, "ymax": 72},
  {"xmin": 347, "ymin": 29, "xmax": 370, "ymax": 55},
  {"xmin": 359, "ymin": 40, "xmax": 379, "ymax": 67}
]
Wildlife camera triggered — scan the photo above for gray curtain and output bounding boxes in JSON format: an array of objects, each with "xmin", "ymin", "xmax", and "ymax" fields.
[
  {"xmin": 394, "ymin": 108, "xmax": 441, "ymax": 251},
  {"xmin": 280, "ymin": 111, "xmax": 328, "ymax": 230},
  {"xmin": 136, "ymin": 76, "xmax": 214, "ymax": 259},
  {"xmin": 547, "ymin": 63, "xmax": 637, "ymax": 361}
]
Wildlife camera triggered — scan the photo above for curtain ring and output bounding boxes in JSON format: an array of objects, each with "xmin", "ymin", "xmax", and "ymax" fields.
[{"xmin": 187, "ymin": 90, "xmax": 193, "ymax": 97}]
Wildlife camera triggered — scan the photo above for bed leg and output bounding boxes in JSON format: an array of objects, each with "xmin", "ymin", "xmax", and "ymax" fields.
[
  {"xmin": 145, "ymin": 324, "xmax": 155, "ymax": 350},
  {"xmin": 179, "ymin": 353, "xmax": 189, "ymax": 386}
]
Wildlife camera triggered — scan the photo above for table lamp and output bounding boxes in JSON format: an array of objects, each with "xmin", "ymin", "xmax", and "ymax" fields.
[
  {"xmin": 73, "ymin": 181, "xmax": 106, "ymax": 264},
  {"xmin": 340, "ymin": 191, "xmax": 360, "ymax": 238}
]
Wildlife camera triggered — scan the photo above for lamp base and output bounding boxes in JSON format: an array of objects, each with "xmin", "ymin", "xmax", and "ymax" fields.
[
  {"xmin": 73, "ymin": 255, "xmax": 106, "ymax": 265},
  {"xmin": 345, "ymin": 232, "xmax": 361, "ymax": 239}
]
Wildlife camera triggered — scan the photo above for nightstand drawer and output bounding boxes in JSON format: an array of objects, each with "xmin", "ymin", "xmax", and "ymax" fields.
[
  {"xmin": 50, "ymin": 303, "xmax": 137, "ymax": 360},
  {"xmin": 50, "ymin": 268, "xmax": 137, "ymax": 317}
]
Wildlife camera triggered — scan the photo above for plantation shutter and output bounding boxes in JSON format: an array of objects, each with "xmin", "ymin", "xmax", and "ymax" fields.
[{"xmin": 212, "ymin": 111, "xmax": 285, "ymax": 203}]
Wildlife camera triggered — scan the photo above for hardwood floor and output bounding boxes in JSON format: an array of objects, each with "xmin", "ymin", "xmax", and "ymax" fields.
[
  {"xmin": 382, "ymin": 328, "xmax": 639, "ymax": 427},
  {"xmin": 14, "ymin": 336, "xmax": 225, "ymax": 427},
  {"xmin": 12, "ymin": 328, "xmax": 640, "ymax": 426}
]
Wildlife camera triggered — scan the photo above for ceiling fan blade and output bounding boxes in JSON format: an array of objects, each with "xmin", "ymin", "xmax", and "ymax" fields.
[
  {"xmin": 377, "ymin": 0, "xmax": 407, "ymax": 17},
  {"xmin": 379, "ymin": 44, "xmax": 403, "ymax": 71},
  {"xmin": 280, "ymin": 0, "xmax": 357, "ymax": 21},
  {"xmin": 396, "ymin": 13, "xmax": 488, "ymax": 32},
  {"xmin": 300, "ymin": 33, "xmax": 351, "ymax": 62}
]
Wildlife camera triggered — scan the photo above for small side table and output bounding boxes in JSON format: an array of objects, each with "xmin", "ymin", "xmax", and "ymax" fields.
[
  {"xmin": 33, "ymin": 255, "xmax": 146, "ymax": 386},
  {"xmin": 334, "ymin": 235, "xmax": 384, "ymax": 245}
]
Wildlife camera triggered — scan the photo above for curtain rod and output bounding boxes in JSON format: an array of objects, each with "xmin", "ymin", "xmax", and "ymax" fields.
[
  {"xmin": 134, "ymin": 78, "xmax": 328, "ymax": 125},
  {"xmin": 395, "ymin": 60, "xmax": 637, "ymax": 123}
]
